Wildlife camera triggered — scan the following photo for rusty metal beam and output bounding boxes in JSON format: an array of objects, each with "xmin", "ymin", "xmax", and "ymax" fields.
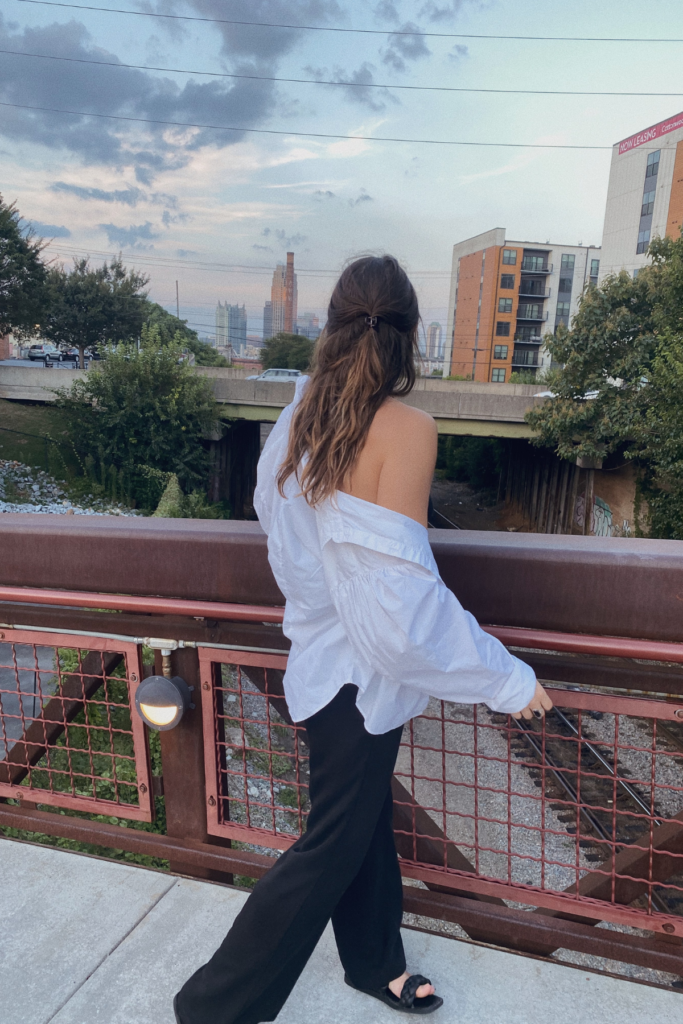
[
  {"xmin": 401, "ymin": 888, "xmax": 683, "ymax": 976},
  {"xmin": 0, "ymin": 803, "xmax": 274, "ymax": 877},
  {"xmin": 0, "ymin": 650, "xmax": 123, "ymax": 786},
  {"xmin": 3, "ymin": 516, "xmax": 683, "ymax": 641}
]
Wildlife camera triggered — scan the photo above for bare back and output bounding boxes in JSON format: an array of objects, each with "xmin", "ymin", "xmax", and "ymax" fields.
[{"xmin": 342, "ymin": 398, "xmax": 438, "ymax": 527}]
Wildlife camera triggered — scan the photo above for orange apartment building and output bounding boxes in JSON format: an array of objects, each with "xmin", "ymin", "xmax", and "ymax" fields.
[{"xmin": 445, "ymin": 228, "xmax": 600, "ymax": 382}]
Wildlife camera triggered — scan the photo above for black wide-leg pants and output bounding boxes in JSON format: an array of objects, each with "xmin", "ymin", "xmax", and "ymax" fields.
[{"xmin": 175, "ymin": 685, "xmax": 406, "ymax": 1024}]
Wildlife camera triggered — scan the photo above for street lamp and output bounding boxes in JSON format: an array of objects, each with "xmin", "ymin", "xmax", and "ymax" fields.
[{"xmin": 134, "ymin": 674, "xmax": 194, "ymax": 731}]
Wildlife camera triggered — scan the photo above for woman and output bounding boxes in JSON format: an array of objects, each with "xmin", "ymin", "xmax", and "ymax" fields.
[{"xmin": 175, "ymin": 255, "xmax": 552, "ymax": 1024}]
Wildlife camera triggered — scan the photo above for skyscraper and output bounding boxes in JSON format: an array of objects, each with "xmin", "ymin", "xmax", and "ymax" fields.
[
  {"xmin": 270, "ymin": 264, "xmax": 286, "ymax": 335},
  {"xmin": 215, "ymin": 301, "xmax": 247, "ymax": 356},
  {"xmin": 284, "ymin": 251, "xmax": 297, "ymax": 333},
  {"xmin": 263, "ymin": 300, "xmax": 273, "ymax": 341},
  {"xmin": 426, "ymin": 322, "xmax": 443, "ymax": 360}
]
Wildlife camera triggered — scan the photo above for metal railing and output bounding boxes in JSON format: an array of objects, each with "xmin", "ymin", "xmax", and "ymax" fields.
[{"xmin": 2, "ymin": 521, "xmax": 683, "ymax": 977}]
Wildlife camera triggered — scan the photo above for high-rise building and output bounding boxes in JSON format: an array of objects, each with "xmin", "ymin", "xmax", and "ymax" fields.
[
  {"xmin": 445, "ymin": 229, "xmax": 600, "ymax": 382},
  {"xmin": 215, "ymin": 301, "xmax": 247, "ymax": 356},
  {"xmin": 600, "ymin": 110, "xmax": 683, "ymax": 280},
  {"xmin": 284, "ymin": 252, "xmax": 297, "ymax": 333},
  {"xmin": 263, "ymin": 300, "xmax": 273, "ymax": 341},
  {"xmin": 270, "ymin": 264, "xmax": 286, "ymax": 335},
  {"xmin": 297, "ymin": 312, "xmax": 321, "ymax": 340},
  {"xmin": 426, "ymin": 322, "xmax": 443, "ymax": 360}
]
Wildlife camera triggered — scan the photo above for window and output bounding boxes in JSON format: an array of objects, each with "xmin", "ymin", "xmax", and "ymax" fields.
[
  {"xmin": 491, "ymin": 368, "xmax": 506, "ymax": 382},
  {"xmin": 518, "ymin": 303, "xmax": 543, "ymax": 319},
  {"xmin": 493, "ymin": 345, "xmax": 508, "ymax": 360},
  {"xmin": 559, "ymin": 277, "xmax": 573, "ymax": 293},
  {"xmin": 646, "ymin": 150, "xmax": 660, "ymax": 178},
  {"xmin": 590, "ymin": 259, "xmax": 600, "ymax": 283},
  {"xmin": 496, "ymin": 321, "xmax": 510, "ymax": 336},
  {"xmin": 556, "ymin": 301, "xmax": 570, "ymax": 316},
  {"xmin": 560, "ymin": 254, "xmax": 576, "ymax": 271},
  {"xmin": 522, "ymin": 256, "xmax": 548, "ymax": 272},
  {"xmin": 502, "ymin": 249, "xmax": 517, "ymax": 264},
  {"xmin": 633, "ymin": 268, "xmax": 641, "ymax": 279},
  {"xmin": 636, "ymin": 228, "xmax": 650, "ymax": 254},
  {"xmin": 641, "ymin": 189, "xmax": 655, "ymax": 217},
  {"xmin": 500, "ymin": 274, "xmax": 515, "ymax": 289},
  {"xmin": 498, "ymin": 298, "xmax": 513, "ymax": 313}
]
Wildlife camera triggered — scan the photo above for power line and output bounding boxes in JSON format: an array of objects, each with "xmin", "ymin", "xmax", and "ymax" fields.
[
  {"xmin": 49, "ymin": 244, "xmax": 452, "ymax": 277},
  {"xmin": 15, "ymin": 0, "xmax": 683, "ymax": 42},
  {"xmin": 4, "ymin": 47, "xmax": 683, "ymax": 97},
  {"xmin": 0, "ymin": 99, "xmax": 613, "ymax": 149}
]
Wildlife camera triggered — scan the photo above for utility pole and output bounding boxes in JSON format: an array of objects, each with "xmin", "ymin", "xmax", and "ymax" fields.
[{"xmin": 176, "ymin": 280, "xmax": 180, "ymax": 320}]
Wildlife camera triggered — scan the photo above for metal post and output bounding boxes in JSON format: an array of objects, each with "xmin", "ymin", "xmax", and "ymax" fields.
[
  {"xmin": 157, "ymin": 647, "xmax": 234, "ymax": 883},
  {"xmin": 176, "ymin": 280, "xmax": 180, "ymax": 320}
]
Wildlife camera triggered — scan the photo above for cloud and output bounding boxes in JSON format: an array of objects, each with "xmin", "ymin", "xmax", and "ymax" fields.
[
  {"xmin": 51, "ymin": 181, "xmax": 179, "ymax": 207},
  {"xmin": 313, "ymin": 189, "xmax": 337, "ymax": 199},
  {"xmin": 382, "ymin": 22, "xmax": 431, "ymax": 73},
  {"xmin": 0, "ymin": 12, "xmax": 291, "ymax": 179},
  {"xmin": 448, "ymin": 44, "xmax": 469, "ymax": 61},
  {"xmin": 304, "ymin": 62, "xmax": 398, "ymax": 111},
  {"xmin": 274, "ymin": 228, "xmax": 307, "ymax": 247},
  {"xmin": 99, "ymin": 221, "xmax": 159, "ymax": 247},
  {"xmin": 176, "ymin": 248, "xmax": 199, "ymax": 256},
  {"xmin": 374, "ymin": 1, "xmax": 400, "ymax": 21},
  {"xmin": 26, "ymin": 220, "xmax": 71, "ymax": 237},
  {"xmin": 161, "ymin": 209, "xmax": 189, "ymax": 226},
  {"xmin": 253, "ymin": 243, "xmax": 273, "ymax": 251},
  {"xmin": 419, "ymin": 0, "xmax": 480, "ymax": 21},
  {"xmin": 349, "ymin": 189, "xmax": 373, "ymax": 206}
]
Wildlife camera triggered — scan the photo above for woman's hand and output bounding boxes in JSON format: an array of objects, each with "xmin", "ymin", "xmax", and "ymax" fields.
[{"xmin": 512, "ymin": 680, "xmax": 554, "ymax": 720}]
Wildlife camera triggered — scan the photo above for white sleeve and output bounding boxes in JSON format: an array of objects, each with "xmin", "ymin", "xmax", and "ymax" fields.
[{"xmin": 321, "ymin": 540, "xmax": 537, "ymax": 714}]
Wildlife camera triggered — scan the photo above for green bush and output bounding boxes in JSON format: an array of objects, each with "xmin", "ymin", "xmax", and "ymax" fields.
[
  {"xmin": 54, "ymin": 326, "xmax": 218, "ymax": 510},
  {"xmin": 436, "ymin": 436, "xmax": 505, "ymax": 492}
]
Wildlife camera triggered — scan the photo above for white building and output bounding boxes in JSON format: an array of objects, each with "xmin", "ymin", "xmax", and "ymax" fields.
[{"xmin": 600, "ymin": 110, "xmax": 683, "ymax": 281}]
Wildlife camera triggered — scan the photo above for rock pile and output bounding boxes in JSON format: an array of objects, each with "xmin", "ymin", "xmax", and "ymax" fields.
[{"xmin": 0, "ymin": 461, "xmax": 140, "ymax": 516}]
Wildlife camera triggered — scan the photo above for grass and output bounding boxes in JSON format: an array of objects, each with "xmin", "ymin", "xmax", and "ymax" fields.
[{"xmin": 0, "ymin": 398, "xmax": 81, "ymax": 479}]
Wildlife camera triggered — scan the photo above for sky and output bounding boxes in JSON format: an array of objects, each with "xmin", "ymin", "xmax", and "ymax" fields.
[{"xmin": 2, "ymin": 0, "xmax": 683, "ymax": 339}]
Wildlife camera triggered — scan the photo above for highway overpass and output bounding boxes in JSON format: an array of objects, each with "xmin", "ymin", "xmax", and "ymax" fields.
[{"xmin": 0, "ymin": 365, "xmax": 546, "ymax": 438}]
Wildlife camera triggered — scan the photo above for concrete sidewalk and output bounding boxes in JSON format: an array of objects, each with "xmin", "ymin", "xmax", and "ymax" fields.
[{"xmin": 1, "ymin": 838, "xmax": 680, "ymax": 1024}]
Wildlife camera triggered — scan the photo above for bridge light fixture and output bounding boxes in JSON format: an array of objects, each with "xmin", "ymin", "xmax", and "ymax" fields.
[{"xmin": 134, "ymin": 675, "xmax": 194, "ymax": 731}]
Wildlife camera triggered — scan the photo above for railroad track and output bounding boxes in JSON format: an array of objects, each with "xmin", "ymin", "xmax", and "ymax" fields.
[{"xmin": 506, "ymin": 706, "xmax": 683, "ymax": 917}]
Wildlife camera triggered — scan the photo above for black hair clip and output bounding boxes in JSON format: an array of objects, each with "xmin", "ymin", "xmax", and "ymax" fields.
[{"xmin": 365, "ymin": 315, "xmax": 378, "ymax": 328}]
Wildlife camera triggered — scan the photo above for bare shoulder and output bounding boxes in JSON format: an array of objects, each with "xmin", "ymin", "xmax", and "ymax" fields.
[
  {"xmin": 372, "ymin": 399, "xmax": 437, "ymax": 525},
  {"xmin": 370, "ymin": 398, "xmax": 438, "ymax": 446}
]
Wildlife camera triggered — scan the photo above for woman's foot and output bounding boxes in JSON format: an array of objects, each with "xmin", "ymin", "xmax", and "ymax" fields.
[{"xmin": 389, "ymin": 972, "xmax": 434, "ymax": 1001}]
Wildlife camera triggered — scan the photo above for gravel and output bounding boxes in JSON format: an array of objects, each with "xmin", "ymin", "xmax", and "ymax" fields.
[{"xmin": 0, "ymin": 460, "xmax": 140, "ymax": 516}]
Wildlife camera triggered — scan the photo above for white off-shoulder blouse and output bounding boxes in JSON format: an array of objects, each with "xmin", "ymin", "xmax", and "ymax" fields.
[{"xmin": 253, "ymin": 376, "xmax": 536, "ymax": 734}]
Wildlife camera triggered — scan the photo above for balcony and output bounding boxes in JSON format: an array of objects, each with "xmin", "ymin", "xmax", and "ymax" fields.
[
  {"xmin": 521, "ymin": 260, "xmax": 552, "ymax": 274},
  {"xmin": 519, "ymin": 288, "xmax": 550, "ymax": 299},
  {"xmin": 512, "ymin": 350, "xmax": 540, "ymax": 367},
  {"xmin": 516, "ymin": 306, "xmax": 548, "ymax": 322}
]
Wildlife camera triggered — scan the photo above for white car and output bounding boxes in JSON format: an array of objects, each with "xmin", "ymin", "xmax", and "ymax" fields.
[{"xmin": 247, "ymin": 368, "xmax": 302, "ymax": 381}]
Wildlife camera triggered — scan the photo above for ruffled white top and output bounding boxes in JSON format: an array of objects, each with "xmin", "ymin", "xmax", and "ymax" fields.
[{"xmin": 253, "ymin": 376, "xmax": 536, "ymax": 735}]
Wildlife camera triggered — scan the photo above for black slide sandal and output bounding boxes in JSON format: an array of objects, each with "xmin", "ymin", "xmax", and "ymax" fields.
[{"xmin": 345, "ymin": 973, "xmax": 444, "ymax": 1014}]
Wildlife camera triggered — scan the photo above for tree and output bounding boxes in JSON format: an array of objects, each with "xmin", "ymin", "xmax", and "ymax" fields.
[
  {"xmin": 143, "ymin": 302, "xmax": 230, "ymax": 367},
  {"xmin": 0, "ymin": 194, "xmax": 47, "ymax": 337},
  {"xmin": 54, "ymin": 325, "xmax": 218, "ymax": 510},
  {"xmin": 261, "ymin": 332, "xmax": 314, "ymax": 371},
  {"xmin": 525, "ymin": 268, "xmax": 658, "ymax": 462},
  {"xmin": 525, "ymin": 229, "xmax": 683, "ymax": 538},
  {"xmin": 42, "ymin": 257, "xmax": 149, "ymax": 369}
]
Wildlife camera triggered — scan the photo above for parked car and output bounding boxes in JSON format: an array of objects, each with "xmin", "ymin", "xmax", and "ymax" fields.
[
  {"xmin": 27, "ymin": 344, "xmax": 60, "ymax": 362},
  {"xmin": 246, "ymin": 368, "xmax": 302, "ymax": 381},
  {"xmin": 59, "ymin": 348, "xmax": 79, "ymax": 362}
]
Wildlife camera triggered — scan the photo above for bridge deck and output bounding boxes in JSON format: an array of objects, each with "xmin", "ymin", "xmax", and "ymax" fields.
[{"xmin": 2, "ymin": 838, "xmax": 679, "ymax": 1024}]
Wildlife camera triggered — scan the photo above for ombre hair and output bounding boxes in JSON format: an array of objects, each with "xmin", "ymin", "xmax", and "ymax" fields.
[{"xmin": 277, "ymin": 255, "xmax": 420, "ymax": 505}]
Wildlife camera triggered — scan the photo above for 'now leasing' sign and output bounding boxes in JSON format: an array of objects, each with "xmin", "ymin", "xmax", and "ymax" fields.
[{"xmin": 619, "ymin": 111, "xmax": 683, "ymax": 155}]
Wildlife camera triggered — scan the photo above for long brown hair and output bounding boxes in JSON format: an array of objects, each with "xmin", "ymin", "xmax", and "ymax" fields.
[{"xmin": 277, "ymin": 254, "xmax": 420, "ymax": 505}]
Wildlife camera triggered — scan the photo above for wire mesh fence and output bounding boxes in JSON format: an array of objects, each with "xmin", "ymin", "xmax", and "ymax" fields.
[
  {"xmin": 201, "ymin": 651, "xmax": 683, "ymax": 936},
  {"xmin": 0, "ymin": 629, "xmax": 152, "ymax": 820}
]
